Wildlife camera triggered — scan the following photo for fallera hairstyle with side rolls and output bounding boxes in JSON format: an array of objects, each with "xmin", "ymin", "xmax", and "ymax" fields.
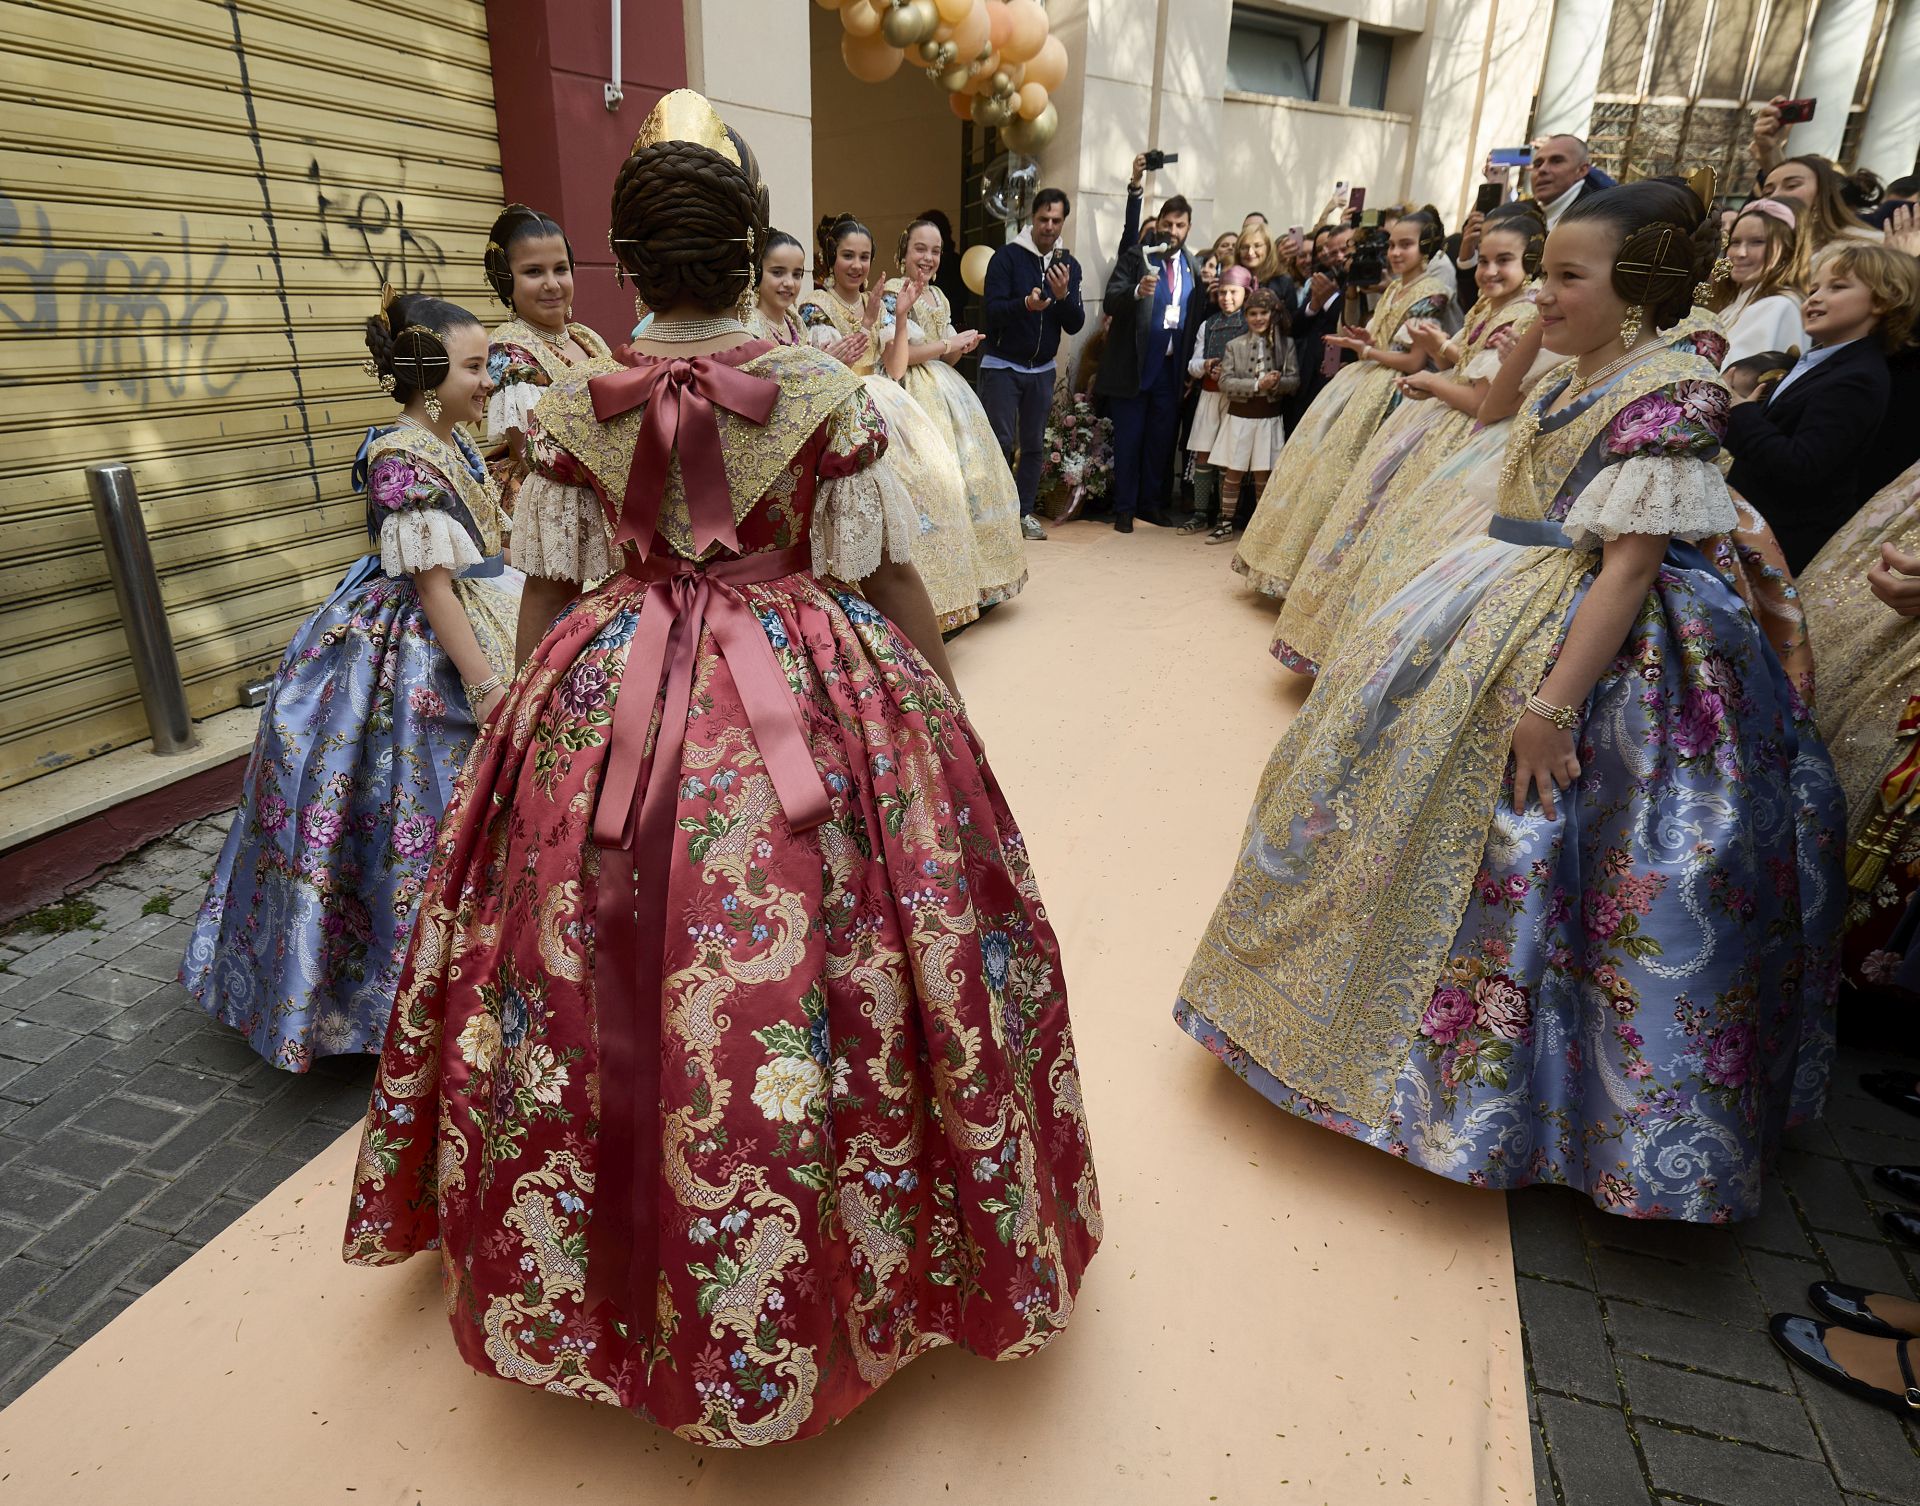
[
  {"xmin": 1811, "ymin": 242, "xmax": 1920, "ymax": 351},
  {"xmin": 362, "ymin": 291, "xmax": 481, "ymax": 405},
  {"xmin": 761, "ymin": 229, "xmax": 805, "ymax": 268},
  {"xmin": 1483, "ymin": 199, "xmax": 1547, "ymax": 276},
  {"xmin": 816, "ymin": 214, "xmax": 874, "ymax": 287},
  {"xmin": 483, "ymin": 204, "xmax": 571, "ymax": 308},
  {"xmin": 1561, "ymin": 178, "xmax": 1720, "ymax": 331}
]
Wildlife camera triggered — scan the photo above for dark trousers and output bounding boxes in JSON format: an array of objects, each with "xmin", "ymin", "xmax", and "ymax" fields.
[
  {"xmin": 1108, "ymin": 353, "xmax": 1183, "ymax": 520},
  {"xmin": 978, "ymin": 365, "xmax": 1051, "ymax": 516}
]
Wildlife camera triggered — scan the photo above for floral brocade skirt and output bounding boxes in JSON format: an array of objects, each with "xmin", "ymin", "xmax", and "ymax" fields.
[
  {"xmin": 1179, "ymin": 540, "xmax": 1844, "ymax": 1222},
  {"xmin": 904, "ymin": 361, "xmax": 1028, "ymax": 610},
  {"xmin": 181, "ymin": 556, "xmax": 517, "ymax": 1070},
  {"xmin": 343, "ymin": 563, "xmax": 1099, "ymax": 1444},
  {"xmin": 863, "ymin": 376, "xmax": 983, "ymax": 633}
]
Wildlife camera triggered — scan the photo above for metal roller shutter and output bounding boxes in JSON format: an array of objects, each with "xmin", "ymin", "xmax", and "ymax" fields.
[{"xmin": 0, "ymin": 0, "xmax": 503, "ymax": 789}]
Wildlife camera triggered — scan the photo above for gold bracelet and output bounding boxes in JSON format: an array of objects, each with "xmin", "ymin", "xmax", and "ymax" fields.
[
  {"xmin": 467, "ymin": 672, "xmax": 506, "ymax": 702},
  {"xmin": 1525, "ymin": 692, "xmax": 1580, "ymax": 731}
]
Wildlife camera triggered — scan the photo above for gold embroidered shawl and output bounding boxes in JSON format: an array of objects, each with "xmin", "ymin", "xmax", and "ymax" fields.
[
  {"xmin": 796, "ymin": 290, "xmax": 880, "ymax": 375},
  {"xmin": 531, "ymin": 343, "xmax": 864, "ymax": 559},
  {"xmin": 1185, "ymin": 344, "xmax": 1722, "ymax": 1124},
  {"xmin": 1366, "ymin": 270, "xmax": 1454, "ymax": 347},
  {"xmin": 489, "ymin": 317, "xmax": 614, "ymax": 383},
  {"xmin": 882, "ymin": 278, "xmax": 958, "ymax": 341},
  {"xmin": 364, "ymin": 422, "xmax": 504, "ymax": 555}
]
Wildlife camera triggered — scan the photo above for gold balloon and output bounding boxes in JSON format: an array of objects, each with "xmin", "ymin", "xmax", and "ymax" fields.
[
  {"xmin": 960, "ymin": 243, "xmax": 995, "ymax": 295},
  {"xmin": 970, "ymin": 91, "xmax": 1015, "ymax": 126},
  {"xmin": 991, "ymin": 68, "xmax": 1015, "ymax": 95},
  {"xmin": 1001, "ymin": 0, "xmax": 1049, "ymax": 62},
  {"xmin": 937, "ymin": 64, "xmax": 971, "ymax": 91},
  {"xmin": 1017, "ymin": 80, "xmax": 1048, "ymax": 119},
  {"xmin": 1026, "ymin": 32, "xmax": 1067, "ymax": 91},
  {"xmin": 882, "ymin": 0, "xmax": 938, "ymax": 48},
  {"xmin": 934, "ymin": 0, "xmax": 972, "ymax": 21},
  {"xmin": 840, "ymin": 0, "xmax": 882, "ymax": 38},
  {"xmin": 842, "ymin": 29, "xmax": 905, "ymax": 80},
  {"xmin": 1000, "ymin": 100, "xmax": 1057, "ymax": 152}
]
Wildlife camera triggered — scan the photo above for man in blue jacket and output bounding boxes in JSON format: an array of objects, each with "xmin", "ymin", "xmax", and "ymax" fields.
[{"xmin": 980, "ymin": 188, "xmax": 1085, "ymax": 540}]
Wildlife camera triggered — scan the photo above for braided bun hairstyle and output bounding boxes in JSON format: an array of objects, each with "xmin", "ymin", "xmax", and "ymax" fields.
[
  {"xmin": 1561, "ymin": 179, "xmax": 1716, "ymax": 331},
  {"xmin": 1399, "ymin": 205, "xmax": 1447, "ymax": 261},
  {"xmin": 1484, "ymin": 200, "xmax": 1548, "ymax": 276},
  {"xmin": 610, "ymin": 135, "xmax": 769, "ymax": 315},
  {"xmin": 484, "ymin": 204, "xmax": 570, "ymax": 307},
  {"xmin": 816, "ymin": 214, "xmax": 873, "ymax": 288},
  {"xmin": 363, "ymin": 293, "xmax": 481, "ymax": 406},
  {"xmin": 898, "ymin": 217, "xmax": 940, "ymax": 273}
]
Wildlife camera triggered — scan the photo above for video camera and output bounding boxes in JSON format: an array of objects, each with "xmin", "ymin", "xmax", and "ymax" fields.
[{"xmin": 1343, "ymin": 209, "xmax": 1389, "ymax": 293}]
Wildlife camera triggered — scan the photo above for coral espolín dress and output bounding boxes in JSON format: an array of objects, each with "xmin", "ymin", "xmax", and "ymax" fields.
[
  {"xmin": 343, "ymin": 339, "xmax": 1099, "ymax": 1445},
  {"xmin": 1179, "ymin": 340, "xmax": 1843, "ymax": 1222}
]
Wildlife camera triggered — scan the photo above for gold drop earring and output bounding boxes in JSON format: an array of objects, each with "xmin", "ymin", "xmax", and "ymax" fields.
[
  {"xmin": 423, "ymin": 387, "xmax": 444, "ymax": 423},
  {"xmin": 1619, "ymin": 304, "xmax": 1644, "ymax": 346}
]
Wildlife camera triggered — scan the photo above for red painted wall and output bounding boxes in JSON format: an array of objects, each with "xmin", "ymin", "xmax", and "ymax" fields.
[{"xmin": 486, "ymin": 0, "xmax": 691, "ymax": 341}]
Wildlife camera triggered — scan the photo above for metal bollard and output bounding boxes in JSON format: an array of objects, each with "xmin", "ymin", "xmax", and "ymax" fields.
[{"xmin": 86, "ymin": 463, "xmax": 198, "ymax": 755}]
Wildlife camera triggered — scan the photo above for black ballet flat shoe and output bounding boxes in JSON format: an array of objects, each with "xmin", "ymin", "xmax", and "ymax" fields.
[
  {"xmin": 1114, "ymin": 517, "xmax": 1135, "ymax": 534},
  {"xmin": 1808, "ymin": 1281, "xmax": 1919, "ymax": 1340},
  {"xmin": 1770, "ymin": 1314, "xmax": 1920, "ymax": 1417},
  {"xmin": 1858, "ymin": 1070, "xmax": 1920, "ymax": 1118},
  {"xmin": 1875, "ymin": 1165, "xmax": 1920, "ymax": 1207},
  {"xmin": 1881, "ymin": 1209, "xmax": 1920, "ymax": 1250}
]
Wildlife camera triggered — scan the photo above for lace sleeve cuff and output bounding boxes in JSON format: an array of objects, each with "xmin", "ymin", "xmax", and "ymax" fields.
[
  {"xmin": 1560, "ymin": 454, "xmax": 1737, "ymax": 548},
  {"xmin": 379, "ymin": 508, "xmax": 484, "ymax": 577},
  {"xmin": 811, "ymin": 452, "xmax": 919, "ymax": 582},
  {"xmin": 486, "ymin": 380, "xmax": 545, "ymax": 444},
  {"xmin": 512, "ymin": 473, "xmax": 618, "ymax": 583}
]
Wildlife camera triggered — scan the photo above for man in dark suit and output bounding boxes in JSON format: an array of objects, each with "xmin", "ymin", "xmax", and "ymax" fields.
[
  {"xmin": 1287, "ymin": 223, "xmax": 1354, "ymax": 428},
  {"xmin": 1727, "ymin": 261, "xmax": 1897, "ymax": 571},
  {"xmin": 1095, "ymin": 194, "xmax": 1207, "ymax": 531}
]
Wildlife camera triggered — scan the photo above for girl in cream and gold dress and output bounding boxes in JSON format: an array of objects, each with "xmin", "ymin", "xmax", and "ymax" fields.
[
  {"xmin": 800, "ymin": 217, "xmax": 983, "ymax": 631},
  {"xmin": 1232, "ymin": 208, "xmax": 1458, "ymax": 598},
  {"xmin": 887, "ymin": 220, "xmax": 1027, "ymax": 614},
  {"xmin": 1179, "ymin": 181, "xmax": 1841, "ymax": 1223},
  {"xmin": 1272, "ymin": 206, "xmax": 1544, "ymax": 672}
]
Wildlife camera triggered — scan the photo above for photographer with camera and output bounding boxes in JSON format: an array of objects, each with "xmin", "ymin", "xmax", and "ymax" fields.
[
  {"xmin": 1095, "ymin": 187, "xmax": 1206, "ymax": 532},
  {"xmin": 980, "ymin": 188, "xmax": 1085, "ymax": 540},
  {"xmin": 1289, "ymin": 224, "xmax": 1355, "ymax": 426}
]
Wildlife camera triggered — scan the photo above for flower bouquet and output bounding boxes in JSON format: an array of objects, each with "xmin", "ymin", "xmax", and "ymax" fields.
[{"xmin": 1037, "ymin": 391, "xmax": 1113, "ymax": 522}]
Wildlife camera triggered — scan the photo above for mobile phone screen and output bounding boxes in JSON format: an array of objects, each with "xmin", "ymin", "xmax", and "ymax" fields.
[
  {"xmin": 1488, "ymin": 146, "xmax": 1533, "ymax": 168},
  {"xmin": 1475, "ymin": 182, "xmax": 1503, "ymax": 214}
]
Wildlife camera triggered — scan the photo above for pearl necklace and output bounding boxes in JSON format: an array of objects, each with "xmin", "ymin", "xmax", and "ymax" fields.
[
  {"xmin": 825, "ymin": 287, "xmax": 873, "ymax": 330},
  {"xmin": 1500, "ymin": 341, "xmax": 1658, "ymax": 498},
  {"xmin": 1564, "ymin": 339, "xmax": 1655, "ymax": 399},
  {"xmin": 645, "ymin": 316, "xmax": 750, "ymax": 343},
  {"xmin": 529, "ymin": 322, "xmax": 571, "ymax": 350}
]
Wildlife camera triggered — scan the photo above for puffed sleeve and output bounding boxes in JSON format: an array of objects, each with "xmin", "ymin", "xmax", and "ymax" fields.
[
  {"xmin": 485, "ymin": 340, "xmax": 548, "ymax": 443},
  {"xmin": 369, "ymin": 453, "xmax": 484, "ymax": 576},
  {"xmin": 811, "ymin": 387, "xmax": 918, "ymax": 582},
  {"xmin": 798, "ymin": 300, "xmax": 842, "ymax": 351},
  {"xmin": 510, "ymin": 411, "xmax": 619, "ymax": 584},
  {"xmin": 1560, "ymin": 380, "xmax": 1738, "ymax": 547},
  {"xmin": 1390, "ymin": 292, "xmax": 1454, "ymax": 346}
]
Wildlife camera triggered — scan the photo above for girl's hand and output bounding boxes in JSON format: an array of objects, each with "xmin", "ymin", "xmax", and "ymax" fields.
[
  {"xmin": 1511, "ymin": 712, "xmax": 1580, "ymax": 820},
  {"xmin": 826, "ymin": 332, "xmax": 869, "ymax": 366},
  {"xmin": 864, "ymin": 281, "xmax": 889, "ymax": 328},
  {"xmin": 1325, "ymin": 334, "xmax": 1369, "ymax": 354},
  {"xmin": 1405, "ymin": 318, "xmax": 1447, "ymax": 357},
  {"xmin": 1397, "ymin": 371, "xmax": 1433, "ymax": 398},
  {"xmin": 1205, "ymin": 358, "xmax": 1223, "ymax": 380},
  {"xmin": 948, "ymin": 328, "xmax": 983, "ymax": 356},
  {"xmin": 1256, "ymin": 371, "xmax": 1281, "ymax": 393},
  {"xmin": 1885, "ymin": 203, "xmax": 1920, "ymax": 258},
  {"xmin": 895, "ymin": 276, "xmax": 924, "ymax": 316},
  {"xmin": 1868, "ymin": 541, "xmax": 1920, "ymax": 617}
]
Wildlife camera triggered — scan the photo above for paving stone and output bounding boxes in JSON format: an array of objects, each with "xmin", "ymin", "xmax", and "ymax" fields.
[
  {"xmin": 1520, "ymin": 1276, "xmax": 1619, "ymax": 1403},
  {"xmin": 133, "ymin": 1142, "xmax": 257, "ymax": 1235},
  {"xmin": 1590, "ymin": 1245, "xmax": 1762, "ymax": 1325},
  {"xmin": 23, "ymin": 1226, "xmax": 166, "ymax": 1329},
  {"xmin": 0, "ymin": 1099, "xmax": 21, "ymax": 1133},
  {"xmin": 1620, "ymin": 1356, "xmax": 1821, "ymax": 1456},
  {"xmin": 0, "ymin": 1018, "xmax": 81, "ymax": 1065},
  {"xmin": 1739, "ymin": 1188, "xmax": 1818, "ymax": 1259},
  {"xmin": 121, "ymin": 1061, "xmax": 226, "ymax": 1111},
  {"xmin": 0, "ymin": 1037, "xmax": 116, "ymax": 1106},
  {"xmin": 62, "ymin": 1286, "xmax": 138, "ymax": 1346},
  {"xmin": 24, "ymin": 1171, "xmax": 165, "ymax": 1266},
  {"xmin": 305, "ymin": 1074, "xmax": 375, "ymax": 1129},
  {"xmin": 5, "ymin": 1065, "xmax": 127, "ymax": 1141},
  {"xmin": 97, "ymin": 999, "xmax": 204, "ymax": 1064},
  {"xmin": 72, "ymin": 1093, "xmax": 190, "ymax": 1147},
  {"xmin": 54, "ymin": 966, "xmax": 167, "ymax": 1012},
  {"xmin": 1511, "ymin": 1194, "xmax": 1593, "ymax": 1286},
  {"xmin": 0, "ymin": 1257, "xmax": 59, "ymax": 1322},
  {"xmin": 1588, "ymin": 1215, "xmax": 1744, "ymax": 1272},
  {"xmin": 78, "ymin": 913, "xmax": 179, "ymax": 963},
  {"xmin": 161, "ymin": 1026, "xmax": 268, "ymax": 1080},
  {"xmin": 176, "ymin": 1196, "xmax": 251, "ymax": 1250},
  {"xmin": 0, "ymin": 1170, "xmax": 87, "ymax": 1228},
  {"xmin": 1824, "ymin": 1232, "xmax": 1916, "ymax": 1300},
  {"xmin": 0, "ymin": 1054, "xmax": 35, "ymax": 1097},
  {"xmin": 1530, "ymin": 1419, "xmax": 1555, "ymax": 1506},
  {"xmin": 0, "ymin": 1321, "xmax": 50, "ymax": 1386},
  {"xmin": 5, "ymin": 931, "xmax": 100, "ymax": 979},
  {"xmin": 136, "ymin": 1096, "xmax": 254, "ymax": 1178},
  {"xmin": 16, "ymin": 990, "xmax": 128, "ymax": 1036},
  {"xmin": 229, "ymin": 1081, "xmax": 327, "ymax": 1150},
  {"xmin": 1639, "ymin": 1422, "xmax": 1844, "ymax": 1504},
  {"xmin": 273, "ymin": 1117, "xmax": 353, "ymax": 1164},
  {"xmin": 1606, "ymin": 1301, "xmax": 1795, "ymax": 1389},
  {"xmin": 0, "ymin": 954, "xmax": 102, "ymax": 1012},
  {"xmin": 1796, "ymin": 1362, "xmax": 1920, "ymax": 1500},
  {"xmin": 1782, "ymin": 1150, "xmax": 1882, "ymax": 1241},
  {"xmin": 227, "ymin": 1152, "xmax": 307, "ymax": 1204},
  {"xmin": 1536, "ymin": 1394, "xmax": 1646, "ymax": 1506},
  {"xmin": 0, "ymin": 1340, "xmax": 69, "ymax": 1407},
  {"xmin": 112, "ymin": 943, "xmax": 190, "ymax": 984},
  {"xmin": 26, "ymin": 1129, "xmax": 144, "ymax": 1189},
  {"xmin": 125, "ymin": 1239, "xmax": 196, "ymax": 1292},
  {"xmin": 1744, "ymin": 1249, "xmax": 1828, "ymax": 1321}
]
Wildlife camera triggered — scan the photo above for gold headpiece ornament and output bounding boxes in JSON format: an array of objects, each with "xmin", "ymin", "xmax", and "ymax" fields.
[
  {"xmin": 1686, "ymin": 165, "xmax": 1717, "ymax": 211},
  {"xmin": 634, "ymin": 89, "xmax": 742, "ymax": 166}
]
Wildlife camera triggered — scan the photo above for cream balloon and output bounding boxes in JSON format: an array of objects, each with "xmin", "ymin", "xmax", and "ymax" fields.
[
  {"xmin": 840, "ymin": 0, "xmax": 882, "ymax": 38},
  {"xmin": 1000, "ymin": 100, "xmax": 1057, "ymax": 152},
  {"xmin": 949, "ymin": 0, "xmax": 990, "ymax": 58},
  {"xmin": 1001, "ymin": 0, "xmax": 1048, "ymax": 62},
  {"xmin": 813, "ymin": 0, "xmax": 841, "ymax": 9},
  {"xmin": 1017, "ymin": 81, "xmax": 1048, "ymax": 119},
  {"xmin": 842, "ymin": 29, "xmax": 905, "ymax": 80},
  {"xmin": 934, "ymin": 0, "xmax": 972, "ymax": 22},
  {"xmin": 947, "ymin": 87, "xmax": 976, "ymax": 121},
  {"xmin": 987, "ymin": 0, "xmax": 1013, "ymax": 51},
  {"xmin": 1026, "ymin": 32, "xmax": 1067, "ymax": 91},
  {"xmin": 960, "ymin": 243, "xmax": 995, "ymax": 295}
]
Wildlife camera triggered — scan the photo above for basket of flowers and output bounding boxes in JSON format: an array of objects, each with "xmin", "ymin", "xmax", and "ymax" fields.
[{"xmin": 1037, "ymin": 390, "xmax": 1113, "ymax": 522}]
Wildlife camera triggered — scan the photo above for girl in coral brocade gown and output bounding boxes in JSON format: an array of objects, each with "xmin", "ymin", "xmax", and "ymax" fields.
[{"xmin": 343, "ymin": 93, "xmax": 1099, "ymax": 1446}]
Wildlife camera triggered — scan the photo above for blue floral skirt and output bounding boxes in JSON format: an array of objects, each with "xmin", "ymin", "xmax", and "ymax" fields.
[
  {"xmin": 181, "ymin": 555, "xmax": 517, "ymax": 1070},
  {"xmin": 1180, "ymin": 543, "xmax": 1845, "ymax": 1221}
]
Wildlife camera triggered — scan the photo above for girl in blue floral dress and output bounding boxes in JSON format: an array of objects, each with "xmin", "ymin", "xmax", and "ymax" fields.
[
  {"xmin": 181, "ymin": 293, "xmax": 520, "ymax": 1071},
  {"xmin": 1178, "ymin": 181, "xmax": 1845, "ymax": 1222}
]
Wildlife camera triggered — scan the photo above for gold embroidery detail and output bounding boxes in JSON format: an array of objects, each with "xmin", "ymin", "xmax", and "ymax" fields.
[{"xmin": 364, "ymin": 423, "xmax": 506, "ymax": 556}]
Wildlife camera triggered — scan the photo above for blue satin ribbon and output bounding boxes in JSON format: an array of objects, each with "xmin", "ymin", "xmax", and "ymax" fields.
[
  {"xmin": 459, "ymin": 553, "xmax": 507, "ymax": 580},
  {"xmin": 1488, "ymin": 514, "xmax": 1576, "ymax": 549}
]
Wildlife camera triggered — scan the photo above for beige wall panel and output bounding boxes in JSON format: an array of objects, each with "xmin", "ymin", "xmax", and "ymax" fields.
[{"xmin": 1219, "ymin": 97, "xmax": 1415, "ymax": 232}]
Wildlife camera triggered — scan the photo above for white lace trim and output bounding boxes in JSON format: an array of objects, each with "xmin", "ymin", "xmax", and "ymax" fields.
[
  {"xmin": 379, "ymin": 508, "xmax": 483, "ymax": 577},
  {"xmin": 1560, "ymin": 453, "xmax": 1737, "ymax": 548},
  {"xmin": 811, "ymin": 452, "xmax": 919, "ymax": 583},
  {"xmin": 512, "ymin": 473, "xmax": 617, "ymax": 583},
  {"xmin": 486, "ymin": 381, "xmax": 544, "ymax": 444}
]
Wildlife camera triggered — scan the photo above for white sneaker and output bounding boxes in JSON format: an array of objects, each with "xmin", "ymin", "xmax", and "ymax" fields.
[{"xmin": 1021, "ymin": 516, "xmax": 1048, "ymax": 541}]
